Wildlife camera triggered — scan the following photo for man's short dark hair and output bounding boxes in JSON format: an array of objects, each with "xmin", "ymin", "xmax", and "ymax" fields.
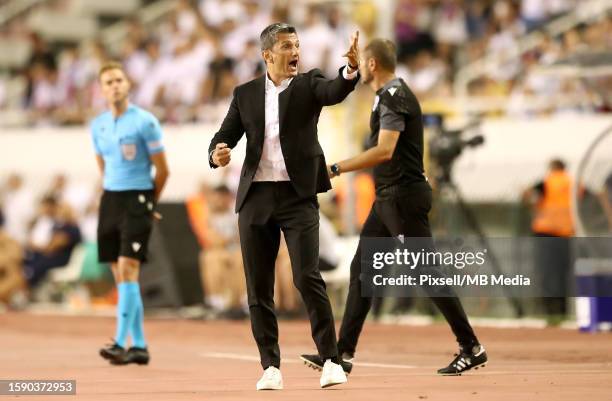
[
  {"xmin": 260, "ymin": 22, "xmax": 297, "ymax": 51},
  {"xmin": 365, "ymin": 39, "xmax": 397, "ymax": 72},
  {"xmin": 550, "ymin": 158, "xmax": 566, "ymax": 170},
  {"xmin": 213, "ymin": 184, "xmax": 231, "ymax": 195},
  {"xmin": 41, "ymin": 195, "xmax": 58, "ymax": 206}
]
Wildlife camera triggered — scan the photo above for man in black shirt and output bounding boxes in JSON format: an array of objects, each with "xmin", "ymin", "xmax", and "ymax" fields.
[{"xmin": 300, "ymin": 39, "xmax": 487, "ymax": 376}]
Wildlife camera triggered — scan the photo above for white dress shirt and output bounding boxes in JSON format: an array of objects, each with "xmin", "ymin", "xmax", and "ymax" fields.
[{"xmin": 253, "ymin": 66, "xmax": 358, "ymax": 182}]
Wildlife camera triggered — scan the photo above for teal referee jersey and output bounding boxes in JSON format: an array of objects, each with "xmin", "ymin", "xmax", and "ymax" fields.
[{"xmin": 90, "ymin": 104, "xmax": 164, "ymax": 191}]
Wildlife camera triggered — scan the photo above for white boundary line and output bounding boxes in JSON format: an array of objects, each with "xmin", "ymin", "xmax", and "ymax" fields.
[
  {"xmin": 200, "ymin": 352, "xmax": 417, "ymax": 369},
  {"xmin": 200, "ymin": 353, "xmax": 612, "ymax": 375}
]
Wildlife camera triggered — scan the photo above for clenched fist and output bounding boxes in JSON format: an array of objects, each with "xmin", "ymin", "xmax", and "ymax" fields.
[{"xmin": 212, "ymin": 143, "xmax": 231, "ymax": 167}]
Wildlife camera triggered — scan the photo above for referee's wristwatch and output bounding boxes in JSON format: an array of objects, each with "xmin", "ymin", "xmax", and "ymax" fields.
[{"xmin": 330, "ymin": 163, "xmax": 341, "ymax": 177}]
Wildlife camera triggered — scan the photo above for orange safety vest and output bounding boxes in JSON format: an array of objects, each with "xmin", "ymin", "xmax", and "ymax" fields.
[
  {"xmin": 531, "ymin": 171, "xmax": 574, "ymax": 237},
  {"xmin": 336, "ymin": 173, "xmax": 376, "ymax": 229},
  {"xmin": 185, "ymin": 193, "xmax": 209, "ymax": 248}
]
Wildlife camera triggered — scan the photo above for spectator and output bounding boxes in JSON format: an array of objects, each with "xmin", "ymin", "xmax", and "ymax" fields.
[
  {"xmin": 487, "ymin": 1, "xmax": 525, "ymax": 82},
  {"xmin": 175, "ymin": 0, "xmax": 199, "ymax": 39},
  {"xmin": 325, "ymin": 5, "xmax": 363, "ymax": 77},
  {"xmin": 521, "ymin": 0, "xmax": 548, "ymax": 31},
  {"xmin": 199, "ymin": 0, "xmax": 246, "ymax": 29},
  {"xmin": 1, "ymin": 174, "xmax": 35, "ymax": 245},
  {"xmin": 0, "ymin": 220, "xmax": 25, "ymax": 307},
  {"xmin": 160, "ymin": 30, "xmax": 215, "ymax": 122},
  {"xmin": 465, "ymin": 0, "xmax": 490, "ymax": 40},
  {"xmin": 24, "ymin": 32, "xmax": 56, "ymax": 107},
  {"xmin": 134, "ymin": 39, "xmax": 168, "ymax": 109},
  {"xmin": 23, "ymin": 197, "xmax": 82, "ymax": 288},
  {"xmin": 198, "ymin": 185, "xmax": 246, "ymax": 319},
  {"xmin": 297, "ymin": 5, "xmax": 332, "ymax": 73},
  {"xmin": 44, "ymin": 174, "xmax": 67, "ymax": 200},
  {"xmin": 42, "ymin": 174, "xmax": 93, "ymax": 217},
  {"xmin": 121, "ymin": 38, "xmax": 151, "ymax": 91},
  {"xmin": 233, "ymin": 39, "xmax": 265, "ymax": 84},
  {"xmin": 28, "ymin": 62, "xmax": 64, "ymax": 125},
  {"xmin": 394, "ymin": 0, "xmax": 434, "ymax": 61},
  {"xmin": 432, "ymin": 0, "xmax": 468, "ymax": 47},
  {"xmin": 203, "ymin": 36, "xmax": 237, "ymax": 103},
  {"xmin": 523, "ymin": 159, "xmax": 574, "ymax": 322}
]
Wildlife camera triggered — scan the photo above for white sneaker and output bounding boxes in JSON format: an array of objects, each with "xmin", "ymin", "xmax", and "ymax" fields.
[
  {"xmin": 256, "ymin": 366, "xmax": 283, "ymax": 390},
  {"xmin": 320, "ymin": 359, "xmax": 348, "ymax": 388}
]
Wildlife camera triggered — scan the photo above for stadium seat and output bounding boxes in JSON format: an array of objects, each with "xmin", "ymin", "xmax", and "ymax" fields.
[
  {"xmin": 27, "ymin": 10, "xmax": 97, "ymax": 42},
  {"xmin": 48, "ymin": 244, "xmax": 86, "ymax": 284}
]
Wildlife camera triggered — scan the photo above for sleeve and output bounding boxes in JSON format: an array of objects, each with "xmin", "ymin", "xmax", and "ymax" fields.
[
  {"xmin": 379, "ymin": 103, "xmax": 406, "ymax": 132},
  {"xmin": 309, "ymin": 67, "xmax": 360, "ymax": 106},
  {"xmin": 341, "ymin": 64, "xmax": 359, "ymax": 80},
  {"xmin": 208, "ymin": 88, "xmax": 246, "ymax": 168},
  {"xmin": 141, "ymin": 113, "xmax": 165, "ymax": 154},
  {"xmin": 90, "ymin": 122, "xmax": 102, "ymax": 155}
]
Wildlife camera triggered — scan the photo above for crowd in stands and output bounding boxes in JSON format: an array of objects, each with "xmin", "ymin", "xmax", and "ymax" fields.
[
  {"xmin": 0, "ymin": 173, "xmax": 96, "ymax": 307},
  {"xmin": 393, "ymin": 0, "xmax": 611, "ymax": 116},
  {"xmin": 0, "ymin": 0, "xmax": 609, "ymax": 127}
]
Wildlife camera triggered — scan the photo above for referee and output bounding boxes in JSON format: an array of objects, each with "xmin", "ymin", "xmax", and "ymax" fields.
[
  {"xmin": 92, "ymin": 61, "xmax": 169, "ymax": 365},
  {"xmin": 300, "ymin": 39, "xmax": 487, "ymax": 376}
]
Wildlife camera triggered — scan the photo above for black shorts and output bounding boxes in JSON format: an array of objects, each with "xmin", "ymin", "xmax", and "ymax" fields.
[{"xmin": 97, "ymin": 190, "xmax": 155, "ymax": 263}]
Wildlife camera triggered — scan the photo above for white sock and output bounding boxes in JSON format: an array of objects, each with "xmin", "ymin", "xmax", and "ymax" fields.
[{"xmin": 206, "ymin": 295, "xmax": 227, "ymax": 311}]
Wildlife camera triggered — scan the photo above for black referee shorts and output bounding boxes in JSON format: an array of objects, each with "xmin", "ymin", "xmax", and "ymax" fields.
[{"xmin": 97, "ymin": 190, "xmax": 155, "ymax": 263}]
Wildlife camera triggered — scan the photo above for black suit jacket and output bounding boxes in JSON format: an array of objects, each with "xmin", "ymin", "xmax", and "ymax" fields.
[{"xmin": 209, "ymin": 68, "xmax": 359, "ymax": 212}]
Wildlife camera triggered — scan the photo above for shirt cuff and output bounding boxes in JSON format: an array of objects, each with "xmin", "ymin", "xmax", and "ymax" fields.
[{"xmin": 342, "ymin": 64, "xmax": 358, "ymax": 80}]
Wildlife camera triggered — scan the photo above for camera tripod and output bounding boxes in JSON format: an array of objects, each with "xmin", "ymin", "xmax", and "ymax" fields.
[{"xmin": 434, "ymin": 169, "xmax": 525, "ymax": 318}]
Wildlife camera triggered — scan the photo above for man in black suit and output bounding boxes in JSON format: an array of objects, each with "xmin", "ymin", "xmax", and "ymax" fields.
[{"xmin": 208, "ymin": 22, "xmax": 360, "ymax": 390}]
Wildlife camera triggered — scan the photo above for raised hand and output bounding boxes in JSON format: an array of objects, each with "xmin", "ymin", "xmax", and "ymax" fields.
[{"xmin": 343, "ymin": 31, "xmax": 360, "ymax": 70}]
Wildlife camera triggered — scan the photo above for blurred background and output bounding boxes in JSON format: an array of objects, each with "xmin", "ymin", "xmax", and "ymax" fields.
[{"xmin": 0, "ymin": 0, "xmax": 611, "ymax": 328}]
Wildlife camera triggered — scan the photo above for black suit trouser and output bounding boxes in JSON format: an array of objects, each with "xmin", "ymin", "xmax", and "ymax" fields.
[
  {"xmin": 238, "ymin": 182, "xmax": 338, "ymax": 369},
  {"xmin": 337, "ymin": 185, "xmax": 479, "ymax": 356}
]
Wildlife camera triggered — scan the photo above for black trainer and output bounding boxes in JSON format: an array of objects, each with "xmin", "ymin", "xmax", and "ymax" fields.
[
  {"xmin": 299, "ymin": 354, "xmax": 353, "ymax": 374},
  {"xmin": 437, "ymin": 344, "xmax": 488, "ymax": 376},
  {"xmin": 121, "ymin": 347, "xmax": 150, "ymax": 365},
  {"xmin": 99, "ymin": 342, "xmax": 126, "ymax": 364}
]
